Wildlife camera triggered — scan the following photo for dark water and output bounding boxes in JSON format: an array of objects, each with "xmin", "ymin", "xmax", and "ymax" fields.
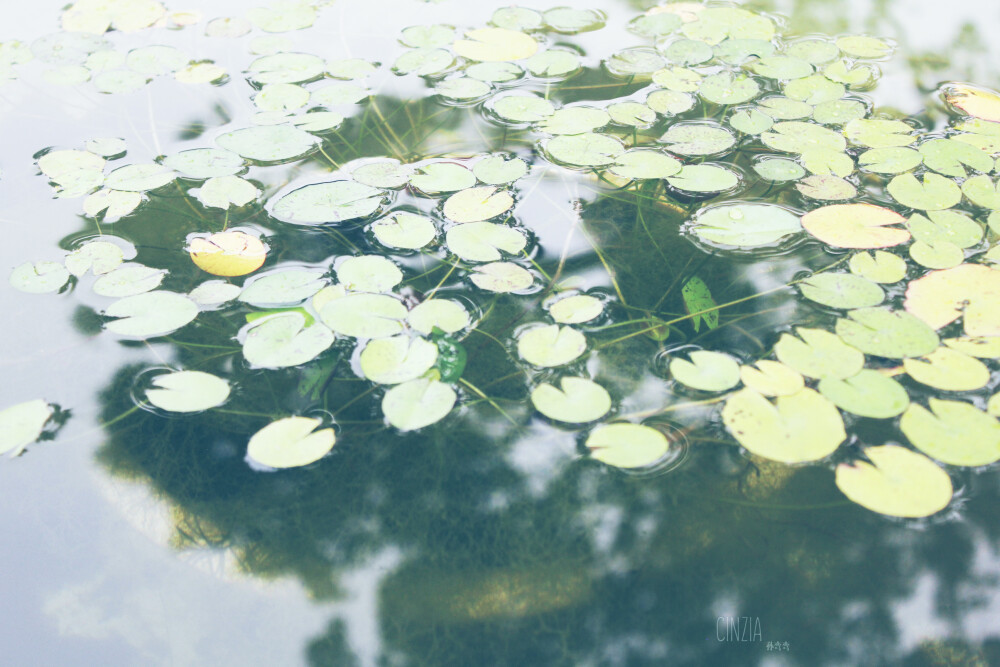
[{"xmin": 3, "ymin": 1, "xmax": 1000, "ymax": 665}]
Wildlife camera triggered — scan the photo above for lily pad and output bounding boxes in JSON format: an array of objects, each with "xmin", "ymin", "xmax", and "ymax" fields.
[
  {"xmin": 903, "ymin": 347, "xmax": 989, "ymax": 391},
  {"xmin": 517, "ymin": 324, "xmax": 586, "ymax": 367},
  {"xmin": 817, "ymin": 369, "xmax": 909, "ymax": 418},
  {"xmin": 609, "ymin": 149, "xmax": 681, "ymax": 180},
  {"xmin": 739, "ymin": 361, "xmax": 804, "ymax": 397},
  {"xmin": 835, "ymin": 445, "xmax": 951, "ymax": 518},
  {"xmin": 845, "ymin": 119, "xmax": 914, "ymax": 148},
  {"xmin": 849, "ymin": 250, "xmax": 907, "ymax": 283},
  {"xmin": 669, "ymin": 350, "xmax": 740, "ymax": 392},
  {"xmin": 0, "ymin": 399, "xmax": 53, "ymax": 456},
  {"xmin": 65, "ymin": 241, "xmax": 123, "ymax": 276},
  {"xmin": 453, "ymin": 27, "xmax": 538, "ymax": 62},
  {"xmin": 410, "ymin": 163, "xmax": 476, "ymax": 193},
  {"xmin": 762, "ymin": 121, "xmax": 846, "ymax": 154},
  {"xmin": 775, "ymin": 327, "xmax": 865, "ymax": 379},
  {"xmin": 660, "ymin": 123, "xmax": 735, "ymax": 156},
  {"xmin": 272, "ymin": 181, "xmax": 383, "ymax": 225},
  {"xmin": 943, "ymin": 83, "xmax": 1000, "ymax": 122},
  {"xmin": 383, "ymin": 379, "xmax": 456, "ymax": 431},
  {"xmin": 105, "ymin": 163, "xmax": 175, "ymax": 192},
  {"xmin": 858, "ymin": 147, "xmax": 922, "ymax": 174},
  {"xmin": 754, "ymin": 158, "xmax": 805, "ymax": 181},
  {"xmin": 531, "ymin": 377, "xmax": 611, "ymax": 424},
  {"xmin": 473, "ymin": 156, "xmax": 528, "ymax": 185},
  {"xmin": 722, "ymin": 388, "xmax": 845, "ymax": 463},
  {"xmin": 446, "ymin": 222, "xmax": 526, "ymax": 262},
  {"xmin": 407, "ymin": 300, "xmax": 470, "ymax": 335},
  {"xmin": 360, "ymin": 335, "xmax": 438, "ymax": 384},
  {"xmin": 943, "ymin": 336, "xmax": 1000, "ymax": 358},
  {"xmin": 239, "ymin": 269, "xmax": 327, "ymax": 306},
  {"xmin": 698, "ymin": 71, "xmax": 759, "ymax": 105},
  {"xmin": 666, "ymin": 164, "xmax": 739, "ymax": 193},
  {"xmin": 799, "ymin": 272, "xmax": 884, "ymax": 309},
  {"xmin": 189, "ymin": 231, "xmax": 267, "ymax": 277},
  {"xmin": 796, "ymin": 175, "xmax": 857, "ymax": 201},
  {"xmin": 392, "ymin": 47, "xmax": 453, "ymax": 76},
  {"xmin": 246, "ymin": 416, "xmax": 335, "ymax": 469},
  {"xmin": 371, "ymin": 212, "xmax": 437, "ymax": 249},
  {"xmin": 336, "ymin": 255, "xmax": 402, "ymax": 293},
  {"xmin": 443, "ymin": 187, "xmax": 514, "ymax": 223},
  {"xmin": 145, "ymin": 371, "xmax": 230, "ymax": 413},
  {"xmin": 491, "ymin": 95, "xmax": 555, "ymax": 123},
  {"xmin": 92, "ymin": 264, "xmax": 164, "ymax": 297},
  {"xmin": 549, "ymin": 295, "xmax": 603, "ymax": 324},
  {"xmin": 903, "ymin": 264, "xmax": 1000, "ymax": 336},
  {"xmin": 901, "ymin": 399, "xmax": 1000, "ymax": 466},
  {"xmin": 83, "ymin": 189, "xmax": 142, "ymax": 219},
  {"xmin": 318, "ymin": 292, "xmax": 406, "ymax": 338},
  {"xmin": 690, "ymin": 203, "xmax": 801, "ymax": 247},
  {"xmin": 585, "ymin": 423, "xmax": 670, "ymax": 469},
  {"xmin": 545, "ymin": 133, "xmax": 624, "ymax": 167},
  {"xmin": 198, "ymin": 176, "xmax": 260, "ymax": 209},
  {"xmin": 919, "ymin": 138, "xmax": 992, "ymax": 177},
  {"xmin": 189, "ymin": 281, "xmax": 241, "ymax": 306},
  {"xmin": 104, "ymin": 291, "xmax": 198, "ymax": 337},
  {"xmin": 835, "ymin": 307, "xmax": 939, "ymax": 358},
  {"xmin": 961, "ymin": 174, "xmax": 1000, "ymax": 209},
  {"xmin": 801, "ymin": 203, "xmax": 909, "ymax": 248},
  {"xmin": 247, "ymin": 53, "xmax": 325, "ymax": 84},
  {"xmin": 887, "ymin": 173, "xmax": 961, "ymax": 211},
  {"xmin": 539, "ymin": 107, "xmax": 610, "ymax": 135},
  {"xmin": 470, "ymin": 262, "xmax": 533, "ymax": 292},
  {"xmin": 242, "ymin": 311, "xmax": 334, "ymax": 368},
  {"xmin": 10, "ymin": 261, "xmax": 70, "ymax": 293}
]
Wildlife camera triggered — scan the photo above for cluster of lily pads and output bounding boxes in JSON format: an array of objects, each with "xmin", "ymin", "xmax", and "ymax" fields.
[{"xmin": 5, "ymin": 0, "xmax": 1000, "ymax": 520}]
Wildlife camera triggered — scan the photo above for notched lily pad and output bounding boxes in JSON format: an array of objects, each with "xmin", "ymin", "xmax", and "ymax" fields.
[
  {"xmin": 0, "ymin": 399, "xmax": 54, "ymax": 456},
  {"xmin": 246, "ymin": 416, "xmax": 335, "ymax": 469},
  {"xmin": 669, "ymin": 350, "xmax": 740, "ymax": 392},
  {"xmin": 586, "ymin": 423, "xmax": 671, "ymax": 469},
  {"xmin": 145, "ymin": 370, "xmax": 230, "ymax": 413},
  {"xmin": 836, "ymin": 445, "xmax": 951, "ymax": 518}
]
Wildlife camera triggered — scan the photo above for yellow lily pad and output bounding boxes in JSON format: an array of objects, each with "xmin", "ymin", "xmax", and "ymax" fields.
[{"xmin": 835, "ymin": 445, "xmax": 952, "ymax": 518}]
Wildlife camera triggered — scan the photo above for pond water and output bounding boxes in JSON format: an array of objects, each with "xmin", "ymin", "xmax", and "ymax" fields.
[{"xmin": 3, "ymin": 1, "xmax": 1000, "ymax": 665}]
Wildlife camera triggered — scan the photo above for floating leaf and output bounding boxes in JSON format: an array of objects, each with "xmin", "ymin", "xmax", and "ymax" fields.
[
  {"xmin": 775, "ymin": 327, "xmax": 864, "ymax": 379},
  {"xmin": 532, "ymin": 377, "xmax": 611, "ymax": 424},
  {"xmin": 400, "ymin": 25, "xmax": 455, "ymax": 49},
  {"xmin": 801, "ymin": 203, "xmax": 909, "ymax": 248},
  {"xmin": 318, "ymin": 292, "xmax": 406, "ymax": 338},
  {"xmin": 336, "ymin": 255, "xmax": 402, "ymax": 293},
  {"xmin": 392, "ymin": 47, "xmax": 453, "ymax": 76},
  {"xmin": 549, "ymin": 295, "xmax": 603, "ymax": 324},
  {"xmin": 606, "ymin": 48, "xmax": 665, "ymax": 77},
  {"xmin": 835, "ymin": 446, "xmax": 951, "ymax": 518},
  {"xmin": 383, "ymin": 379, "xmax": 456, "ymax": 431},
  {"xmin": 887, "ymin": 173, "xmax": 961, "ymax": 211},
  {"xmin": 446, "ymin": 222, "xmax": 526, "ymax": 262},
  {"xmin": 189, "ymin": 281, "xmax": 240, "ymax": 306},
  {"xmin": 247, "ymin": 53, "xmax": 325, "ymax": 84},
  {"xmin": 189, "ymin": 231, "xmax": 267, "ymax": 277},
  {"xmin": 104, "ymin": 291, "xmax": 198, "ymax": 337},
  {"xmin": 762, "ymin": 121, "xmax": 846, "ymax": 154},
  {"xmin": 466, "ymin": 61, "xmax": 522, "ymax": 83},
  {"xmin": 10, "ymin": 261, "xmax": 70, "ymax": 293},
  {"xmin": 470, "ymin": 262, "xmax": 533, "ymax": 292},
  {"xmin": 609, "ymin": 149, "xmax": 681, "ymax": 180},
  {"xmin": 216, "ymin": 125, "xmax": 317, "ymax": 163},
  {"xmin": 919, "ymin": 138, "xmax": 992, "ymax": 177},
  {"xmin": 254, "ymin": 83, "xmax": 310, "ymax": 112},
  {"xmin": 0, "ymin": 399, "xmax": 53, "ymax": 456},
  {"xmin": 518, "ymin": 324, "xmax": 586, "ymax": 367},
  {"xmin": 660, "ymin": 123, "xmax": 735, "ymax": 156},
  {"xmin": 845, "ymin": 118, "xmax": 914, "ymax": 148},
  {"xmin": 145, "ymin": 371, "xmax": 230, "ymax": 413},
  {"xmin": 690, "ymin": 203, "xmax": 800, "ymax": 247},
  {"xmin": 198, "ymin": 176, "xmax": 260, "ymax": 209},
  {"xmin": 105, "ymin": 163, "xmax": 174, "ymax": 192},
  {"xmin": 652, "ymin": 65, "xmax": 701, "ymax": 92},
  {"xmin": 543, "ymin": 7, "xmax": 605, "ymax": 33},
  {"xmin": 243, "ymin": 311, "xmax": 334, "ymax": 368},
  {"xmin": 903, "ymin": 347, "xmax": 989, "ymax": 391},
  {"xmin": 739, "ymin": 361, "xmax": 804, "ymax": 397},
  {"xmin": 359, "ymin": 335, "xmax": 438, "ymax": 385},
  {"xmin": 943, "ymin": 83, "xmax": 1000, "ymax": 122},
  {"xmin": 443, "ymin": 186, "xmax": 514, "ymax": 223},
  {"xmin": 858, "ymin": 147, "xmax": 922, "ymax": 174},
  {"xmin": 239, "ymin": 269, "xmax": 327, "ymax": 306},
  {"xmin": 435, "ymin": 77, "xmax": 491, "ymax": 101},
  {"xmin": 126, "ymin": 44, "xmax": 187, "ymax": 76},
  {"xmin": 784, "ymin": 74, "xmax": 844, "ymax": 104},
  {"xmin": 904, "ymin": 264, "xmax": 1000, "ymax": 336},
  {"xmin": 545, "ymin": 133, "xmax": 624, "ymax": 167},
  {"xmin": 272, "ymin": 181, "xmax": 383, "ymax": 225},
  {"xmin": 586, "ymin": 423, "xmax": 670, "ymax": 469},
  {"xmin": 539, "ymin": 107, "xmax": 610, "ymax": 135},
  {"xmin": 410, "ymin": 162, "xmax": 476, "ymax": 193},
  {"xmin": 813, "ymin": 99, "xmax": 866, "ymax": 125},
  {"xmin": 83, "ymin": 189, "xmax": 142, "ymax": 219},
  {"xmin": 453, "ymin": 27, "xmax": 537, "ymax": 62},
  {"xmin": 722, "ymin": 388, "xmax": 845, "ymax": 463},
  {"xmin": 943, "ymin": 336, "xmax": 1000, "ymax": 358},
  {"xmin": 407, "ymin": 300, "xmax": 470, "ymax": 335},
  {"xmin": 729, "ymin": 109, "xmax": 773, "ymax": 135},
  {"xmin": 901, "ymin": 399, "xmax": 1000, "ymax": 466},
  {"xmin": 326, "ymin": 58, "xmax": 376, "ymax": 80},
  {"xmin": 371, "ymin": 212, "xmax": 436, "ymax": 250},
  {"xmin": 849, "ymin": 250, "xmax": 907, "ymax": 283},
  {"xmin": 311, "ymin": 83, "xmax": 367, "ymax": 106},
  {"xmin": 93, "ymin": 69, "xmax": 148, "ymax": 94},
  {"xmin": 670, "ymin": 350, "xmax": 740, "ymax": 391},
  {"xmin": 961, "ymin": 174, "xmax": 1000, "ymax": 209},
  {"xmin": 92, "ymin": 264, "xmax": 164, "ymax": 297},
  {"xmin": 754, "ymin": 157, "xmax": 805, "ymax": 181},
  {"xmin": 698, "ymin": 71, "xmax": 759, "ymax": 105},
  {"xmin": 65, "ymin": 241, "xmax": 123, "ymax": 277},
  {"xmin": 786, "ymin": 38, "xmax": 839, "ymax": 64},
  {"xmin": 666, "ymin": 164, "xmax": 739, "ymax": 193},
  {"xmin": 796, "ymin": 174, "xmax": 856, "ymax": 201},
  {"xmin": 661, "ymin": 38, "xmax": 712, "ymax": 66},
  {"xmin": 247, "ymin": 416, "xmax": 335, "ymax": 469},
  {"xmin": 801, "ymin": 148, "xmax": 854, "ymax": 177},
  {"xmin": 750, "ymin": 55, "xmax": 812, "ymax": 80},
  {"xmin": 491, "ymin": 94, "xmax": 555, "ymax": 122},
  {"xmin": 473, "ymin": 156, "xmax": 528, "ymax": 185},
  {"xmin": 799, "ymin": 273, "xmax": 884, "ymax": 309},
  {"xmin": 818, "ymin": 369, "xmax": 908, "ymax": 418},
  {"xmin": 835, "ymin": 307, "xmax": 939, "ymax": 358}
]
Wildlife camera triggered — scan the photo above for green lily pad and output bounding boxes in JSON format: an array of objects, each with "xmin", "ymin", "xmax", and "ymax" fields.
[
  {"xmin": 410, "ymin": 162, "xmax": 476, "ymax": 193},
  {"xmin": 796, "ymin": 174, "xmax": 857, "ymax": 201},
  {"xmin": 105, "ymin": 163, "xmax": 175, "ymax": 192},
  {"xmin": 10, "ymin": 261, "xmax": 70, "ymax": 293},
  {"xmin": 145, "ymin": 370, "xmax": 230, "ymax": 413},
  {"xmin": 0, "ymin": 398, "xmax": 53, "ymax": 456},
  {"xmin": 401, "ymin": 24, "xmax": 455, "ymax": 49},
  {"xmin": 786, "ymin": 39, "xmax": 840, "ymax": 64},
  {"xmin": 812, "ymin": 99, "xmax": 867, "ymax": 125},
  {"xmin": 887, "ymin": 173, "xmax": 961, "ymax": 210},
  {"xmin": 189, "ymin": 281, "xmax": 241, "ymax": 306},
  {"xmin": 65, "ymin": 241, "xmax": 124, "ymax": 277},
  {"xmin": 382, "ymin": 379, "xmax": 456, "ymax": 431},
  {"xmin": 254, "ymin": 83, "xmax": 310, "ymax": 112},
  {"xmin": 585, "ymin": 423, "xmax": 670, "ymax": 469},
  {"xmin": 756, "ymin": 97, "xmax": 812, "ymax": 121},
  {"xmin": 835, "ymin": 445, "xmax": 951, "ymax": 518},
  {"xmin": 435, "ymin": 77, "xmax": 492, "ymax": 101},
  {"xmin": 801, "ymin": 148, "xmax": 854, "ymax": 177},
  {"xmin": 443, "ymin": 187, "xmax": 514, "ymax": 223},
  {"xmin": 239, "ymin": 269, "xmax": 326, "ymax": 306},
  {"xmin": 643, "ymin": 90, "xmax": 692, "ymax": 119},
  {"xmin": 162, "ymin": 148, "xmax": 243, "ymax": 180},
  {"xmin": 961, "ymin": 174, "xmax": 1000, "ymax": 209},
  {"xmin": 722, "ymin": 388, "xmax": 845, "ymax": 463},
  {"xmin": 518, "ymin": 324, "xmax": 586, "ymax": 367},
  {"xmin": 835, "ymin": 307, "xmax": 939, "ymax": 358},
  {"xmin": 903, "ymin": 347, "xmax": 989, "ymax": 391},
  {"xmin": 242, "ymin": 311, "xmax": 334, "ymax": 368},
  {"xmin": 670, "ymin": 350, "xmax": 740, "ymax": 392},
  {"xmin": 690, "ymin": 203, "xmax": 801, "ymax": 247},
  {"xmin": 293, "ymin": 111, "xmax": 347, "ymax": 133},
  {"xmin": 272, "ymin": 181, "xmax": 383, "ymax": 225},
  {"xmin": 407, "ymin": 299, "xmax": 470, "ymax": 335},
  {"xmin": 311, "ymin": 83, "xmax": 368, "ymax": 106},
  {"xmin": 466, "ymin": 61, "xmax": 522, "ymax": 83},
  {"xmin": 858, "ymin": 147, "xmax": 922, "ymax": 174},
  {"xmin": 352, "ymin": 160, "xmax": 412, "ymax": 189},
  {"xmin": 729, "ymin": 109, "xmax": 774, "ymax": 135},
  {"xmin": 104, "ymin": 291, "xmax": 198, "ymax": 338},
  {"xmin": 652, "ymin": 65, "xmax": 701, "ymax": 92},
  {"xmin": 247, "ymin": 3, "xmax": 317, "ymax": 33},
  {"xmin": 606, "ymin": 48, "xmax": 665, "ymax": 77},
  {"xmin": 524, "ymin": 49, "xmax": 581, "ymax": 78},
  {"xmin": 667, "ymin": 164, "xmax": 739, "ymax": 193},
  {"xmin": 901, "ymin": 399, "xmax": 1000, "ymax": 466},
  {"xmin": 845, "ymin": 119, "xmax": 914, "ymax": 148},
  {"xmin": 126, "ymin": 45, "xmax": 187, "ymax": 76},
  {"xmin": 823, "ymin": 59, "xmax": 877, "ymax": 88},
  {"xmin": 531, "ymin": 377, "xmax": 611, "ymax": 424},
  {"xmin": 660, "ymin": 38, "xmax": 712, "ymax": 66},
  {"xmin": 660, "ymin": 123, "xmax": 735, "ymax": 156},
  {"xmin": 217, "ymin": 125, "xmax": 318, "ymax": 164},
  {"xmin": 762, "ymin": 121, "xmax": 846, "ymax": 154},
  {"xmin": 548, "ymin": 295, "xmax": 603, "ymax": 324},
  {"xmin": 360, "ymin": 335, "xmax": 438, "ymax": 384},
  {"xmin": 907, "ymin": 211, "xmax": 982, "ymax": 249},
  {"xmin": 473, "ymin": 156, "xmax": 527, "ymax": 185},
  {"xmin": 609, "ymin": 149, "xmax": 681, "ymax": 180},
  {"xmin": 627, "ymin": 12, "xmax": 681, "ymax": 38},
  {"xmin": 698, "ymin": 71, "xmax": 760, "ymax": 105},
  {"xmin": 919, "ymin": 138, "xmax": 992, "ymax": 177},
  {"xmin": 775, "ymin": 327, "xmax": 865, "ymax": 379},
  {"xmin": 83, "ymin": 189, "xmax": 142, "ymax": 219},
  {"xmin": 606, "ymin": 102, "xmax": 656, "ymax": 127},
  {"xmin": 750, "ymin": 55, "xmax": 812, "ymax": 80},
  {"xmin": 543, "ymin": 7, "xmax": 605, "ymax": 34},
  {"xmin": 446, "ymin": 222, "xmax": 526, "ymax": 262},
  {"xmin": 753, "ymin": 157, "xmax": 805, "ymax": 181},
  {"xmin": 336, "ymin": 255, "xmax": 402, "ymax": 293},
  {"xmin": 784, "ymin": 74, "xmax": 844, "ymax": 105},
  {"xmin": 318, "ymin": 292, "xmax": 406, "ymax": 338},
  {"xmin": 801, "ymin": 203, "xmax": 909, "ymax": 248},
  {"xmin": 247, "ymin": 53, "xmax": 325, "ymax": 84},
  {"xmin": 545, "ymin": 133, "xmax": 624, "ymax": 167},
  {"xmin": 371, "ymin": 212, "xmax": 437, "ymax": 250},
  {"xmin": 714, "ymin": 38, "xmax": 774, "ymax": 65},
  {"xmin": 538, "ymin": 107, "xmax": 610, "ymax": 135},
  {"xmin": 246, "ymin": 416, "xmax": 335, "ymax": 469},
  {"xmin": 198, "ymin": 176, "xmax": 260, "ymax": 209},
  {"xmin": 849, "ymin": 250, "xmax": 907, "ymax": 283},
  {"xmin": 817, "ymin": 369, "xmax": 909, "ymax": 418},
  {"xmin": 470, "ymin": 262, "xmax": 533, "ymax": 292},
  {"xmin": 799, "ymin": 272, "xmax": 884, "ymax": 309},
  {"xmin": 392, "ymin": 47, "xmax": 453, "ymax": 76},
  {"xmin": 836, "ymin": 35, "xmax": 892, "ymax": 59},
  {"xmin": 326, "ymin": 58, "xmax": 377, "ymax": 80},
  {"xmin": 904, "ymin": 263, "xmax": 1000, "ymax": 336},
  {"xmin": 739, "ymin": 361, "xmax": 804, "ymax": 397},
  {"xmin": 92, "ymin": 264, "xmax": 164, "ymax": 297}
]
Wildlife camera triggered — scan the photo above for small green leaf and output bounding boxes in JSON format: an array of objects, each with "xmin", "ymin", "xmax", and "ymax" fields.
[
  {"xmin": 681, "ymin": 277, "xmax": 718, "ymax": 331},
  {"xmin": 10, "ymin": 261, "xmax": 70, "ymax": 293}
]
